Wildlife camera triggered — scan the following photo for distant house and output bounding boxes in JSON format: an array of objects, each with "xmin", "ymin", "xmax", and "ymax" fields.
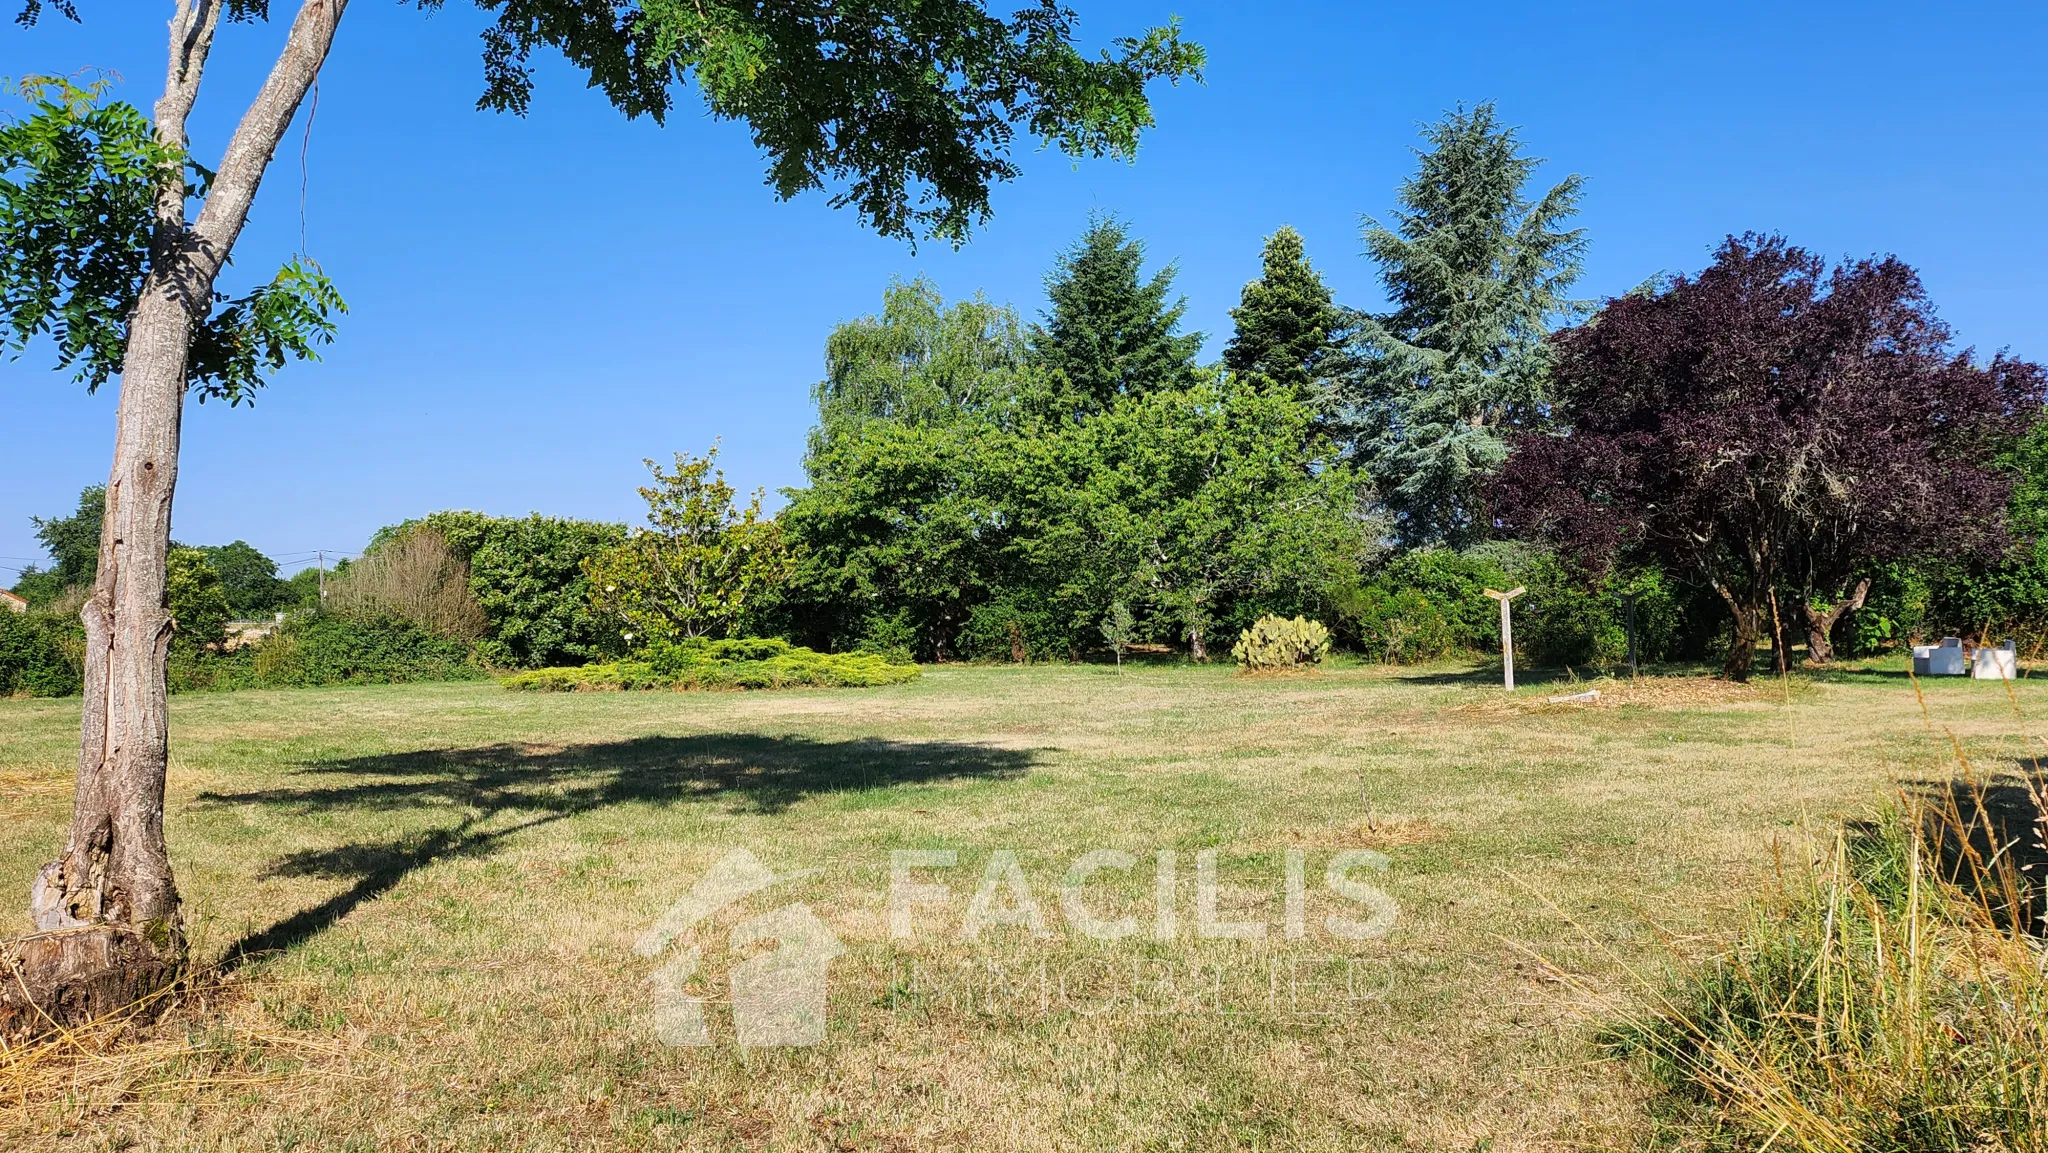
[{"xmin": 0, "ymin": 589, "xmax": 26, "ymax": 614}]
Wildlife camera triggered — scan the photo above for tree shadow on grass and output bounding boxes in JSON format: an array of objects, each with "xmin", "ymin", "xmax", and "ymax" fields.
[
  {"xmin": 1392, "ymin": 663, "xmax": 1587, "ymax": 688},
  {"xmin": 1874, "ymin": 769, "xmax": 2048, "ymax": 934},
  {"xmin": 200, "ymin": 733, "xmax": 1037, "ymax": 968}
]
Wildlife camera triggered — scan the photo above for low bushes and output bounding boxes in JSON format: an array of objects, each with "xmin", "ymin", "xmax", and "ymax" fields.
[
  {"xmin": 503, "ymin": 637, "xmax": 920, "ymax": 692},
  {"xmin": 0, "ymin": 609, "xmax": 84, "ymax": 697},
  {"xmin": 1606, "ymin": 795, "xmax": 2048, "ymax": 1150},
  {"xmin": 1231, "ymin": 615, "xmax": 1330, "ymax": 670},
  {"xmin": 1332, "ymin": 544, "xmax": 1687, "ymax": 669},
  {"xmin": 169, "ymin": 611, "xmax": 485, "ymax": 692}
]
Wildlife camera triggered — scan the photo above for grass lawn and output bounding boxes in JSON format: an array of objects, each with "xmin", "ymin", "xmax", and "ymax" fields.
[{"xmin": 0, "ymin": 661, "xmax": 2033, "ymax": 1150}]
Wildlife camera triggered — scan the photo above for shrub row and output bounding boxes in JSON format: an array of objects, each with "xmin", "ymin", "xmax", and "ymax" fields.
[
  {"xmin": 1331, "ymin": 544, "xmax": 1687, "ymax": 669},
  {"xmin": 0, "ymin": 610, "xmax": 84, "ymax": 697},
  {"xmin": 503, "ymin": 637, "xmax": 920, "ymax": 692},
  {"xmin": 170, "ymin": 611, "xmax": 486, "ymax": 692}
]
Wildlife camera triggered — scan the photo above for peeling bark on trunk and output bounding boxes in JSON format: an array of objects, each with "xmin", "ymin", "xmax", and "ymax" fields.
[
  {"xmin": 15, "ymin": 0, "xmax": 349, "ymax": 1026},
  {"xmin": 0, "ymin": 927, "xmax": 182, "ymax": 1040},
  {"xmin": 1802, "ymin": 578, "xmax": 1871, "ymax": 666},
  {"xmin": 1188, "ymin": 622, "xmax": 1207, "ymax": 663}
]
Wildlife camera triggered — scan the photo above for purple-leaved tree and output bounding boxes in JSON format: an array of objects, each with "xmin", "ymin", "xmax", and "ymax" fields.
[{"xmin": 1494, "ymin": 234, "xmax": 2045, "ymax": 680}]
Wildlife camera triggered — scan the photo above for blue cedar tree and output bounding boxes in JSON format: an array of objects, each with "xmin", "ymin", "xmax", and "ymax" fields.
[{"xmin": 1344, "ymin": 103, "xmax": 1585, "ymax": 546}]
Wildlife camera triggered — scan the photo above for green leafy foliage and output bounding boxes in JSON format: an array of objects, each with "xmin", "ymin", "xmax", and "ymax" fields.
[
  {"xmin": 0, "ymin": 607, "xmax": 82, "ymax": 696},
  {"xmin": 409, "ymin": 511, "xmax": 628, "ymax": 668},
  {"xmin": 812, "ymin": 277, "xmax": 1032, "ymax": 438},
  {"xmin": 586, "ymin": 446, "xmax": 786, "ymax": 645},
  {"xmin": 1342, "ymin": 102, "xmax": 1586, "ymax": 545},
  {"xmin": 1334, "ymin": 548, "xmax": 1507, "ymax": 662},
  {"xmin": 422, "ymin": 0, "xmax": 1201, "ymax": 244},
  {"xmin": 283, "ymin": 564, "xmax": 331, "ymax": 612},
  {"xmin": 188, "ymin": 540, "xmax": 289, "ymax": 617},
  {"xmin": 780, "ymin": 414, "xmax": 1017, "ymax": 660},
  {"xmin": 1230, "ymin": 614, "xmax": 1330, "ymax": 670},
  {"xmin": 169, "ymin": 610, "xmax": 485, "ymax": 692},
  {"xmin": 1333, "ymin": 545, "xmax": 1682, "ymax": 668},
  {"xmin": 502, "ymin": 637, "xmax": 919, "ymax": 692},
  {"xmin": 185, "ymin": 258, "xmax": 348, "ymax": 406},
  {"xmin": 0, "ymin": 76, "xmax": 344, "ymax": 404},
  {"xmin": 0, "ymin": 75, "xmax": 180, "ymax": 388},
  {"xmin": 1098, "ymin": 600, "xmax": 1136, "ymax": 664},
  {"xmin": 781, "ymin": 242, "xmax": 1374, "ymax": 663},
  {"xmin": 1909, "ymin": 418, "xmax": 2048, "ymax": 647},
  {"xmin": 165, "ymin": 546, "xmax": 231, "ymax": 654},
  {"xmin": 1842, "ymin": 562, "xmax": 1934, "ymax": 655}
]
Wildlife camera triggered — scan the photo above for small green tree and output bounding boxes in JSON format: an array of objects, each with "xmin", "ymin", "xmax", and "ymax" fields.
[
  {"xmin": 1099, "ymin": 600, "xmax": 1137, "ymax": 665},
  {"xmin": 588, "ymin": 446, "xmax": 785, "ymax": 643},
  {"xmin": 1223, "ymin": 226, "xmax": 1351, "ymax": 403},
  {"xmin": 1344, "ymin": 102, "xmax": 1586, "ymax": 545},
  {"xmin": 164, "ymin": 547, "xmax": 230, "ymax": 654}
]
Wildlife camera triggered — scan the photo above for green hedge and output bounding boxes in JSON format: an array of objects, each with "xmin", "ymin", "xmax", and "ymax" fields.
[
  {"xmin": 0, "ymin": 610, "xmax": 84, "ymax": 697},
  {"xmin": 5, "ymin": 609, "xmax": 485, "ymax": 697},
  {"xmin": 503, "ymin": 637, "xmax": 920, "ymax": 692},
  {"xmin": 169, "ymin": 611, "xmax": 486, "ymax": 692},
  {"xmin": 1331, "ymin": 544, "xmax": 1684, "ymax": 669}
]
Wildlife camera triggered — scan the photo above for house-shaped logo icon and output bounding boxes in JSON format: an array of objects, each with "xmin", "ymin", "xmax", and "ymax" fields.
[{"xmin": 635, "ymin": 848, "xmax": 845, "ymax": 1048}]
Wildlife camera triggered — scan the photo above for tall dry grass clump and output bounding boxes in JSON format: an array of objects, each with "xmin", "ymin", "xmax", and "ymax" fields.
[
  {"xmin": 325, "ymin": 527, "xmax": 485, "ymax": 640},
  {"xmin": 1606, "ymin": 780, "xmax": 2048, "ymax": 1151}
]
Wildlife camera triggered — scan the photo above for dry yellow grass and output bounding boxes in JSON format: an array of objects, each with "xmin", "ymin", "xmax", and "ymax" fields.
[{"xmin": 0, "ymin": 659, "xmax": 2034, "ymax": 1150}]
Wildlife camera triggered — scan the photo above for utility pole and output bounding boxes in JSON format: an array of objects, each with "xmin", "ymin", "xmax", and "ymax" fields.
[
  {"xmin": 1484, "ymin": 586, "xmax": 1526, "ymax": 691},
  {"xmin": 317, "ymin": 550, "xmax": 326, "ymax": 610}
]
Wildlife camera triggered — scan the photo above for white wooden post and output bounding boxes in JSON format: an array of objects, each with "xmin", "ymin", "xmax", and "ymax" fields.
[{"xmin": 1484, "ymin": 587, "xmax": 1526, "ymax": 691}]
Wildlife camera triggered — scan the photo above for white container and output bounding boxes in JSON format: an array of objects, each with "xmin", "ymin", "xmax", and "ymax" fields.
[
  {"xmin": 1916, "ymin": 637, "xmax": 1967, "ymax": 676},
  {"xmin": 1973, "ymin": 640, "xmax": 2018, "ymax": 680}
]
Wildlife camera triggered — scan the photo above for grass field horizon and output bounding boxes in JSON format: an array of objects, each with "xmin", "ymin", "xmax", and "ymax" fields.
[{"xmin": 2, "ymin": 659, "xmax": 2035, "ymax": 1150}]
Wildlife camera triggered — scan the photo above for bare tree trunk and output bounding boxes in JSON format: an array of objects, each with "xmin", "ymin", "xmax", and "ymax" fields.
[
  {"xmin": 8, "ymin": 0, "xmax": 348, "ymax": 1036},
  {"xmin": 1712, "ymin": 580, "xmax": 1760, "ymax": 683},
  {"xmin": 1188, "ymin": 623, "xmax": 1206, "ymax": 663},
  {"xmin": 1802, "ymin": 578, "xmax": 1871, "ymax": 666}
]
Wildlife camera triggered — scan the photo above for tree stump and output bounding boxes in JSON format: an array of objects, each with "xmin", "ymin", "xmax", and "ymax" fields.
[{"xmin": 0, "ymin": 925, "xmax": 181, "ymax": 1039}]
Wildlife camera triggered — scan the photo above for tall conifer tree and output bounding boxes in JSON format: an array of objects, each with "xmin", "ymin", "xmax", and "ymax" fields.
[
  {"xmin": 1030, "ymin": 218, "xmax": 1202, "ymax": 414},
  {"xmin": 1344, "ymin": 103, "xmax": 1586, "ymax": 545},
  {"xmin": 1223, "ymin": 226, "xmax": 1350, "ymax": 403}
]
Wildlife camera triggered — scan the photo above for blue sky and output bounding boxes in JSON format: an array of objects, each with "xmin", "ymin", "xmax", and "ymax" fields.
[{"xmin": 4, "ymin": 1, "xmax": 2044, "ymax": 578}]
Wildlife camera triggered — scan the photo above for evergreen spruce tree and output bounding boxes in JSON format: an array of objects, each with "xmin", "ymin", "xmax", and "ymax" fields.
[
  {"xmin": 1223, "ymin": 226, "xmax": 1351, "ymax": 402},
  {"xmin": 1031, "ymin": 217, "xmax": 1203, "ymax": 414},
  {"xmin": 1345, "ymin": 102, "xmax": 1586, "ymax": 545}
]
